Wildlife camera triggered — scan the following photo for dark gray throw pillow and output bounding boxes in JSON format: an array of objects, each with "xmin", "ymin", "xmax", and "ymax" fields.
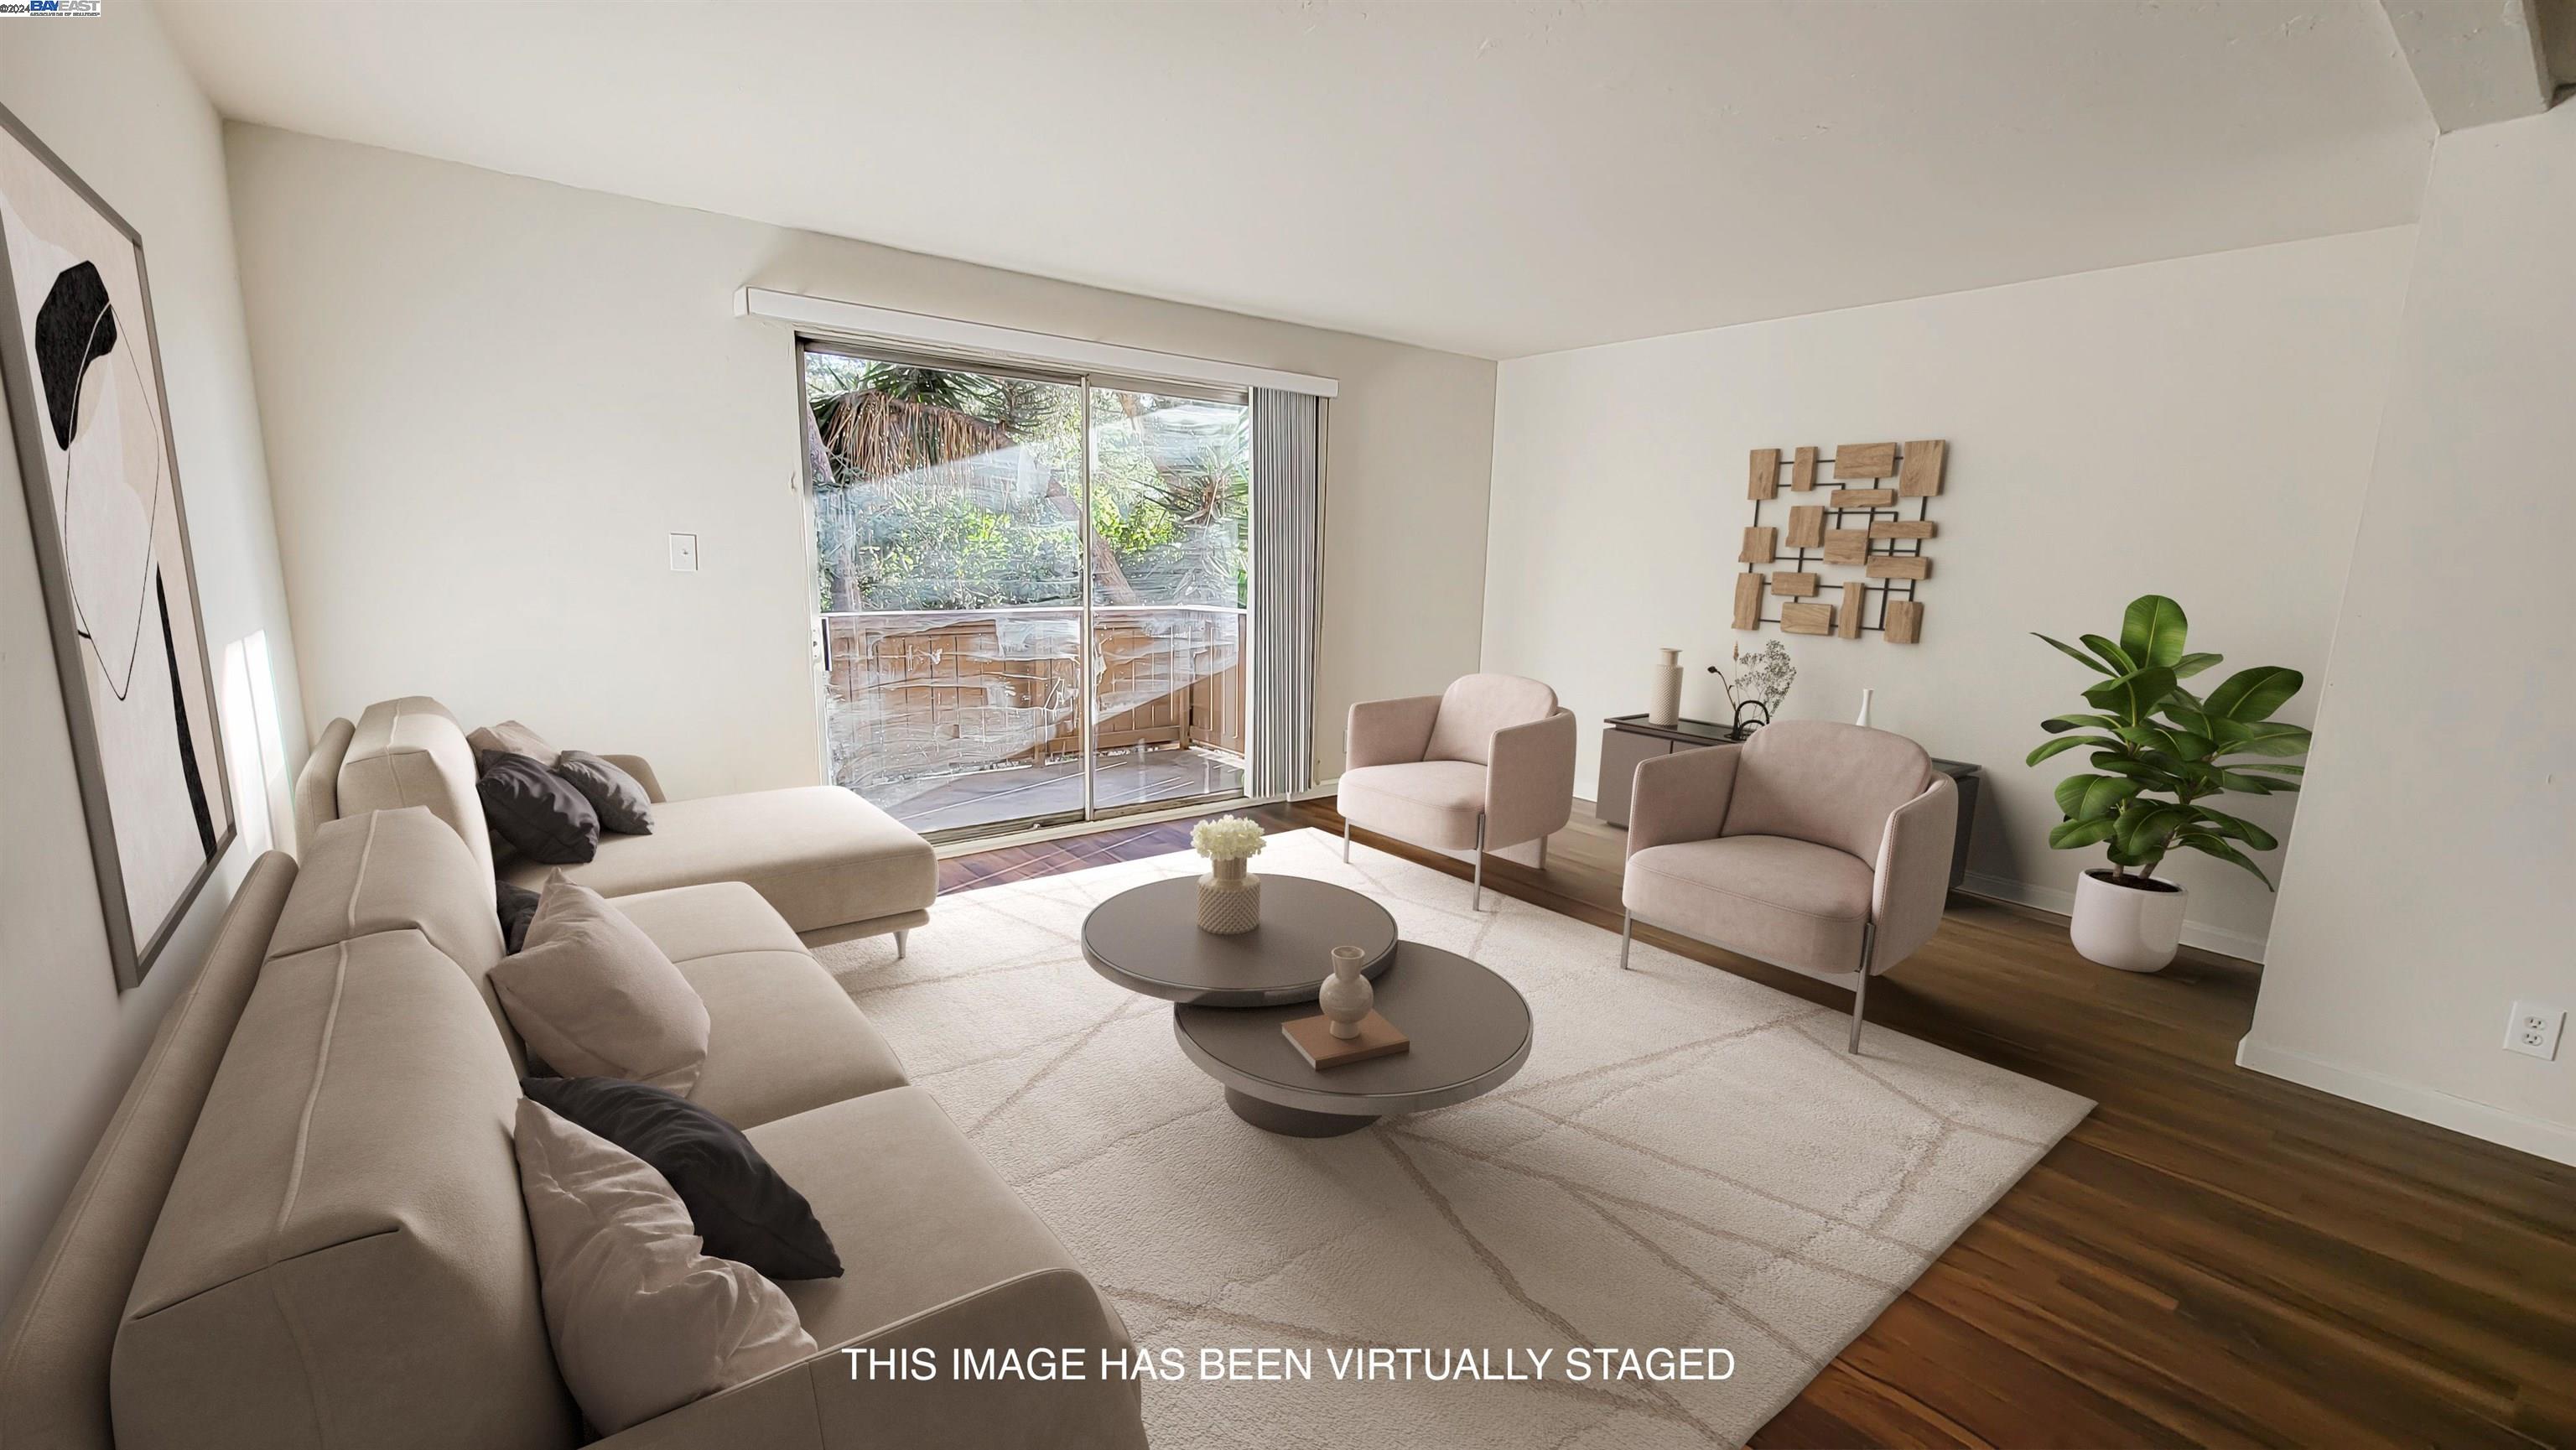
[
  {"xmin": 520, "ymin": 1076, "xmax": 843, "ymax": 1281},
  {"xmin": 475, "ymin": 749, "xmax": 600, "ymax": 865},
  {"xmin": 496, "ymin": 880, "xmax": 540, "ymax": 954},
  {"xmin": 553, "ymin": 750, "xmax": 654, "ymax": 835}
]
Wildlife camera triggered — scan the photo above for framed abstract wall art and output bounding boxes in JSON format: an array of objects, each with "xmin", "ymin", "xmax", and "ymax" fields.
[{"xmin": 0, "ymin": 104, "xmax": 231, "ymax": 990}]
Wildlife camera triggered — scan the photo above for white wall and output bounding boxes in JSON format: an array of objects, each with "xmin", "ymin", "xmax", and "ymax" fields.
[
  {"xmin": 222, "ymin": 127, "xmax": 1497, "ymax": 798},
  {"xmin": 1483, "ymin": 230, "xmax": 2417, "ymax": 959},
  {"xmin": 2243, "ymin": 104, "xmax": 2576, "ymax": 1165},
  {"xmin": 0, "ymin": 6, "xmax": 305, "ymax": 1309}
]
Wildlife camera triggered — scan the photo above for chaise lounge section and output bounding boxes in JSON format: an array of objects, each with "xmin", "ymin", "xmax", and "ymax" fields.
[{"xmin": 295, "ymin": 697, "xmax": 936, "ymax": 949}]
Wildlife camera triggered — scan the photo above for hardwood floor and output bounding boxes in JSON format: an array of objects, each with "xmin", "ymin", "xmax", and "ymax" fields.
[{"xmin": 942, "ymin": 802, "xmax": 2576, "ymax": 1449}]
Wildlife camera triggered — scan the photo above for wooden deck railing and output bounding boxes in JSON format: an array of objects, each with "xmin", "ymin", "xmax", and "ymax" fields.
[{"xmin": 821, "ymin": 605, "xmax": 1244, "ymax": 787}]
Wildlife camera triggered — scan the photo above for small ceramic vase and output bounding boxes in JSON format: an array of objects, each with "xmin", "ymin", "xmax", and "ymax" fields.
[
  {"xmin": 1317, "ymin": 945, "xmax": 1373, "ymax": 1039},
  {"xmin": 1197, "ymin": 855, "xmax": 1261, "ymax": 934}
]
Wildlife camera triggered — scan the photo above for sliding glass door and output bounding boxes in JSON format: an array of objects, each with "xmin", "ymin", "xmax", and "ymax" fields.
[
  {"xmin": 800, "ymin": 342, "xmax": 1249, "ymax": 840},
  {"xmin": 1086, "ymin": 383, "xmax": 1249, "ymax": 818}
]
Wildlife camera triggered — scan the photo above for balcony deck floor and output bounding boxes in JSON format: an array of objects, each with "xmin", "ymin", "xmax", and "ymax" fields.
[{"xmin": 872, "ymin": 746, "xmax": 1244, "ymax": 836}]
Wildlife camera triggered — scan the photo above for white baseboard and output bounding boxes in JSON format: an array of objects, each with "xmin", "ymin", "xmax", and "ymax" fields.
[
  {"xmin": 2234, "ymin": 1037, "xmax": 2576, "ymax": 1167},
  {"xmin": 1961, "ymin": 870, "xmax": 2267, "ymax": 964}
]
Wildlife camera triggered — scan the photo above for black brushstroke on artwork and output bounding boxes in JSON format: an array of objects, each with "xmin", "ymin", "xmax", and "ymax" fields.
[
  {"xmin": 34, "ymin": 260, "xmax": 115, "ymax": 451},
  {"xmin": 157, "ymin": 572, "xmax": 216, "ymax": 860}
]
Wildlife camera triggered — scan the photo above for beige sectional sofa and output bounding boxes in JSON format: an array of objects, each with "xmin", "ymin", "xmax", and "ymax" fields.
[
  {"xmin": 296, "ymin": 697, "xmax": 936, "ymax": 949},
  {"xmin": 0, "ymin": 808, "xmax": 1144, "ymax": 1449}
]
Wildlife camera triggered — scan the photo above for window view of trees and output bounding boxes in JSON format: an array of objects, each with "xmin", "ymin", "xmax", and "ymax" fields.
[{"xmin": 804, "ymin": 353, "xmax": 1249, "ymax": 614}]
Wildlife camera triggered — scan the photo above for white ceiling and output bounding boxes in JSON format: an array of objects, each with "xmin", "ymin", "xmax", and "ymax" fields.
[{"xmin": 161, "ymin": 0, "xmax": 2435, "ymax": 359}]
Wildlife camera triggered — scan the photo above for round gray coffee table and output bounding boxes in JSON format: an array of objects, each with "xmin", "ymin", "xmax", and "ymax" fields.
[
  {"xmin": 1172, "ymin": 943, "xmax": 1533, "ymax": 1136},
  {"xmin": 1082, "ymin": 875, "xmax": 1398, "ymax": 1006}
]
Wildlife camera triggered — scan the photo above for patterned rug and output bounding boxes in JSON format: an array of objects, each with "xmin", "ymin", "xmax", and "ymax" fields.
[{"xmin": 815, "ymin": 829, "xmax": 2090, "ymax": 1447}]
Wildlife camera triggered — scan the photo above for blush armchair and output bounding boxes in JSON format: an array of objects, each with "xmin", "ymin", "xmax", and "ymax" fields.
[
  {"xmin": 1339, "ymin": 673, "xmax": 1576, "ymax": 910},
  {"xmin": 1619, "ymin": 720, "xmax": 1957, "ymax": 1052}
]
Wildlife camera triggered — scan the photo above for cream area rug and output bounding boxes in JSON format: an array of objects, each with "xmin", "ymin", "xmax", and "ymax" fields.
[{"xmin": 814, "ymin": 829, "xmax": 2090, "ymax": 1447}]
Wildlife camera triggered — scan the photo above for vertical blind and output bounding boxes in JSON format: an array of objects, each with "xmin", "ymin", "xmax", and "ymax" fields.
[{"xmin": 1249, "ymin": 388, "xmax": 1325, "ymax": 798}]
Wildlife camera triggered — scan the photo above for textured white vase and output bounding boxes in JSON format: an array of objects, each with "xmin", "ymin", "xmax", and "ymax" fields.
[
  {"xmin": 2069, "ymin": 869, "xmax": 2187, "ymax": 973},
  {"xmin": 1647, "ymin": 648, "xmax": 1683, "ymax": 727},
  {"xmin": 1197, "ymin": 857, "xmax": 1261, "ymax": 935},
  {"xmin": 1855, "ymin": 688, "xmax": 1875, "ymax": 728},
  {"xmin": 1317, "ymin": 945, "xmax": 1373, "ymax": 1038}
]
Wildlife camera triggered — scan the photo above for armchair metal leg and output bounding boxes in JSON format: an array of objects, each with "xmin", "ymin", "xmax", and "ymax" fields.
[
  {"xmin": 895, "ymin": 928, "xmax": 909, "ymax": 960},
  {"xmin": 1471, "ymin": 817, "xmax": 1487, "ymax": 912},
  {"xmin": 1619, "ymin": 913, "xmax": 1633, "ymax": 970},
  {"xmin": 1343, "ymin": 819, "xmax": 1352, "ymax": 862},
  {"xmin": 1846, "ymin": 922, "xmax": 1876, "ymax": 1054}
]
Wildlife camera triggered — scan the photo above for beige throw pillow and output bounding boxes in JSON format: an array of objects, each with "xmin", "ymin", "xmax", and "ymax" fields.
[
  {"xmin": 512, "ymin": 1099, "xmax": 816, "ymax": 1433},
  {"xmin": 469, "ymin": 719, "xmax": 560, "ymax": 766},
  {"xmin": 491, "ymin": 881, "xmax": 710, "ymax": 1094}
]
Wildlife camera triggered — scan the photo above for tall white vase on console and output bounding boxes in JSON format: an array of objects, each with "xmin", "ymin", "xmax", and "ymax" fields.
[
  {"xmin": 1648, "ymin": 648, "xmax": 1683, "ymax": 728},
  {"xmin": 1855, "ymin": 688, "xmax": 1875, "ymax": 728}
]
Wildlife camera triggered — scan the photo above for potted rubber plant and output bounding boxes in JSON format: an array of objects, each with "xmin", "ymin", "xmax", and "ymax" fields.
[{"xmin": 2028, "ymin": 595, "xmax": 2310, "ymax": 971}]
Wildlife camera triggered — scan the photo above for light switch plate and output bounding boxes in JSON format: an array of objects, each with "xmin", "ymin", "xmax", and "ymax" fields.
[
  {"xmin": 668, "ymin": 533, "xmax": 699, "ymax": 573},
  {"xmin": 2505, "ymin": 1000, "xmax": 2564, "ymax": 1061}
]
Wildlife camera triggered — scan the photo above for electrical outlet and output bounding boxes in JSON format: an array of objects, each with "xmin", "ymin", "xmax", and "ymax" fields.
[
  {"xmin": 667, "ymin": 533, "xmax": 699, "ymax": 573},
  {"xmin": 2504, "ymin": 1001, "xmax": 2565, "ymax": 1061}
]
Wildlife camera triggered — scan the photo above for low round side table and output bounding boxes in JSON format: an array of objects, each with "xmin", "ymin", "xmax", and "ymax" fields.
[
  {"xmin": 1173, "ymin": 943, "xmax": 1533, "ymax": 1136},
  {"xmin": 1081, "ymin": 874, "xmax": 1397, "ymax": 1006}
]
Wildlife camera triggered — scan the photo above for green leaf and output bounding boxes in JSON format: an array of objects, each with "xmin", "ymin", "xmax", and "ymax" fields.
[
  {"xmin": 2231, "ymin": 762, "xmax": 2304, "ymax": 778},
  {"xmin": 2088, "ymin": 752, "xmax": 2163, "ymax": 782},
  {"xmin": 2162, "ymin": 704, "xmax": 2220, "ymax": 737},
  {"xmin": 2119, "ymin": 595, "xmax": 2189, "ymax": 668},
  {"xmin": 2107, "ymin": 840, "xmax": 2168, "ymax": 872},
  {"xmin": 2118, "ymin": 803, "xmax": 2195, "ymax": 859},
  {"xmin": 2177, "ymin": 830, "xmax": 2274, "ymax": 890},
  {"xmin": 2035, "ymin": 633, "xmax": 2111, "ymax": 676},
  {"xmin": 2082, "ymin": 666, "xmax": 2178, "ymax": 723},
  {"xmin": 2028, "ymin": 735, "xmax": 2126, "ymax": 766},
  {"xmin": 2047, "ymin": 818, "xmax": 2118, "ymax": 850},
  {"xmin": 2195, "ymin": 806, "xmax": 2279, "ymax": 852},
  {"xmin": 2214, "ymin": 771, "xmax": 2287, "ymax": 795},
  {"xmin": 2055, "ymin": 774, "xmax": 2141, "ymax": 822},
  {"xmin": 2080, "ymin": 634, "xmax": 2137, "ymax": 673},
  {"xmin": 2041, "ymin": 714, "xmax": 2124, "ymax": 734},
  {"xmin": 2207, "ymin": 720, "xmax": 2311, "ymax": 757},
  {"xmin": 2205, "ymin": 666, "xmax": 2303, "ymax": 722},
  {"xmin": 2171, "ymin": 652, "xmax": 2224, "ymax": 679}
]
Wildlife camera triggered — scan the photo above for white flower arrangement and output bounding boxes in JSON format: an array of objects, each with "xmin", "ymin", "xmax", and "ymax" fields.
[{"xmin": 1191, "ymin": 817, "xmax": 1267, "ymax": 862}]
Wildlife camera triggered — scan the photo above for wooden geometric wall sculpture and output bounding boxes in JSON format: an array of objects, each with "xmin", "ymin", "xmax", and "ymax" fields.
[
  {"xmin": 1898, "ymin": 439, "xmax": 1946, "ymax": 496},
  {"xmin": 1735, "ymin": 439, "xmax": 1945, "ymax": 643},
  {"xmin": 1732, "ymin": 572, "xmax": 1766, "ymax": 629},
  {"xmin": 1820, "ymin": 529, "xmax": 1870, "ymax": 565},
  {"xmin": 1780, "ymin": 602, "xmax": 1836, "ymax": 635},
  {"xmin": 1833, "ymin": 442, "xmax": 1898, "ymax": 479},
  {"xmin": 1748, "ymin": 448, "xmax": 1780, "ymax": 502},
  {"xmin": 1786, "ymin": 504, "xmax": 1826, "ymax": 548}
]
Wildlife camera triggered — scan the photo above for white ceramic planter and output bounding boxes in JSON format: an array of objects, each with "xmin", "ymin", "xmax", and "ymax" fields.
[{"xmin": 2070, "ymin": 869, "xmax": 2188, "ymax": 973}]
